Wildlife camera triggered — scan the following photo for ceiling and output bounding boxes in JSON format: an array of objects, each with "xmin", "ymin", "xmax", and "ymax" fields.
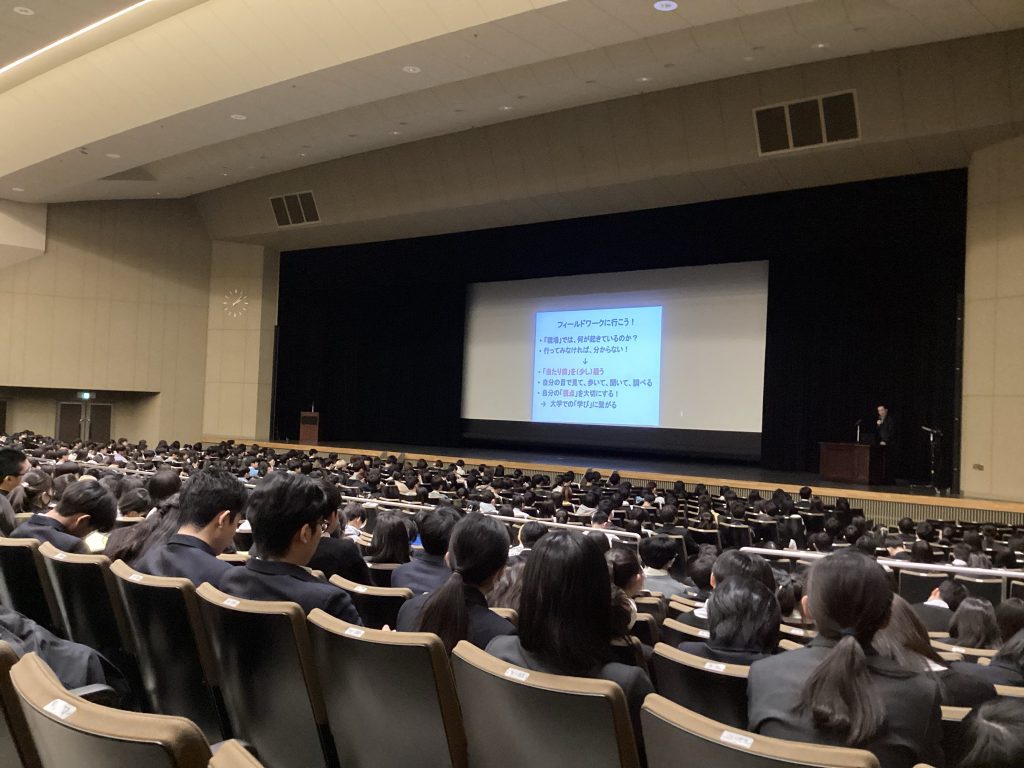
[{"xmin": 1, "ymin": 0, "xmax": 1023, "ymax": 205}]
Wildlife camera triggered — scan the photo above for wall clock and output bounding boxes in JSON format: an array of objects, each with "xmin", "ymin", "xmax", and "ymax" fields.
[{"xmin": 223, "ymin": 288, "xmax": 249, "ymax": 317}]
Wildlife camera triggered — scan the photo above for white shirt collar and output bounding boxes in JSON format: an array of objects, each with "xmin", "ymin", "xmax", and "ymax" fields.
[{"xmin": 925, "ymin": 598, "xmax": 949, "ymax": 609}]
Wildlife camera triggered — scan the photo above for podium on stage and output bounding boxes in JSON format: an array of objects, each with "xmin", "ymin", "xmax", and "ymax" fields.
[
  {"xmin": 299, "ymin": 411, "xmax": 320, "ymax": 444},
  {"xmin": 819, "ymin": 442, "xmax": 885, "ymax": 485}
]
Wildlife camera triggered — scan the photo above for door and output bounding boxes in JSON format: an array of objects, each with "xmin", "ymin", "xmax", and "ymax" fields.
[
  {"xmin": 87, "ymin": 403, "xmax": 112, "ymax": 443},
  {"xmin": 57, "ymin": 402, "xmax": 84, "ymax": 443}
]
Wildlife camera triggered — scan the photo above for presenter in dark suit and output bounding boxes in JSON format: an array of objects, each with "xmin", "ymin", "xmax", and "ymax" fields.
[{"xmin": 876, "ymin": 404, "xmax": 895, "ymax": 483}]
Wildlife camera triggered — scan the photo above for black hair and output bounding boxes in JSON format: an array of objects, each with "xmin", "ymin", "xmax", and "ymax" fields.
[
  {"xmin": 806, "ymin": 532, "xmax": 833, "ymax": 553},
  {"xmin": 57, "ymin": 480, "xmax": 117, "ymax": 533},
  {"xmin": 937, "ymin": 579, "xmax": 969, "ymax": 611},
  {"xmin": 246, "ymin": 473, "xmax": 331, "ymax": 559},
  {"xmin": 957, "ymin": 697, "xmax": 1024, "ymax": 768},
  {"xmin": 342, "ymin": 502, "xmax": 366, "ymax": 524},
  {"xmin": 118, "ymin": 486, "xmax": 152, "ymax": 516},
  {"xmin": 605, "ymin": 547, "xmax": 642, "ymax": 590},
  {"xmin": 712, "ymin": 550, "xmax": 775, "ymax": 591},
  {"xmin": 916, "ymin": 521, "xmax": 937, "ymax": 543},
  {"xmin": 518, "ymin": 531, "xmax": 612, "ymax": 675},
  {"xmin": 519, "ymin": 521, "xmax": 547, "ymax": 549},
  {"xmin": 706, "ymin": 576, "xmax": 781, "ymax": 654},
  {"xmin": 949, "ymin": 597, "xmax": 1001, "ymax": 649},
  {"xmin": 688, "ymin": 554, "xmax": 716, "ymax": 592},
  {"xmin": 146, "ymin": 470, "xmax": 182, "ymax": 503},
  {"xmin": 416, "ymin": 513, "xmax": 509, "ymax": 653},
  {"xmin": 908, "ymin": 540, "xmax": 933, "ymax": 563},
  {"xmin": 367, "ymin": 512, "xmax": 412, "ymax": 564},
  {"xmin": 179, "ymin": 468, "xmax": 248, "ymax": 529},
  {"xmin": 638, "ymin": 535, "xmax": 678, "ymax": 570},
  {"xmin": 798, "ymin": 550, "xmax": 894, "ymax": 745},
  {"xmin": 416, "ymin": 507, "xmax": 461, "ymax": 556},
  {"xmin": 0, "ymin": 447, "xmax": 26, "ymax": 480},
  {"xmin": 897, "ymin": 516, "xmax": 915, "ymax": 534},
  {"xmin": 995, "ymin": 598, "xmax": 1024, "ymax": 645},
  {"xmin": 798, "ymin": 486, "xmax": 812, "ymax": 500}
]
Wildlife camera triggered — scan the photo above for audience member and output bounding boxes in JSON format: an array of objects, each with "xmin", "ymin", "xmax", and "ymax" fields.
[
  {"xmin": 956, "ymin": 698, "xmax": 1024, "ymax": 768},
  {"xmin": 508, "ymin": 520, "xmax": 546, "ymax": 557},
  {"xmin": 995, "ymin": 597, "xmax": 1024, "ymax": 644},
  {"xmin": 911, "ymin": 579, "xmax": 966, "ymax": 633},
  {"xmin": 0, "ymin": 446, "xmax": 29, "ymax": 535},
  {"xmin": 366, "ymin": 511, "xmax": 412, "ymax": 565},
  {"xmin": 11, "ymin": 480, "xmax": 116, "ymax": 554},
  {"xmin": 392, "ymin": 507, "xmax": 460, "ymax": 594},
  {"xmin": 306, "ymin": 481, "xmax": 372, "ymax": 586},
  {"xmin": 948, "ymin": 597, "xmax": 1001, "ymax": 650},
  {"xmin": 953, "ymin": 628, "xmax": 1024, "ymax": 688},
  {"xmin": 637, "ymin": 535, "xmax": 696, "ymax": 599},
  {"xmin": 678, "ymin": 576, "xmax": 780, "ymax": 665},
  {"xmin": 605, "ymin": 547, "xmax": 644, "ymax": 598}
]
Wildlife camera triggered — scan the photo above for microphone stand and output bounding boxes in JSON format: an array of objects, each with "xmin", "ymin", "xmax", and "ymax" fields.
[{"xmin": 920, "ymin": 426, "xmax": 943, "ymax": 495}]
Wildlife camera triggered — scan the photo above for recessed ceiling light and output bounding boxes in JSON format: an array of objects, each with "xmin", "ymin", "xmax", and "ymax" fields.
[
  {"xmin": 743, "ymin": 56, "xmax": 754, "ymax": 62},
  {"xmin": 402, "ymin": 65, "xmax": 421, "ymax": 74},
  {"xmin": 814, "ymin": 42, "xmax": 829, "ymax": 49},
  {"xmin": 299, "ymin": 153, "xmax": 306, "ymax": 157},
  {"xmin": 637, "ymin": 76, "xmax": 651, "ymax": 83},
  {"xmin": 105, "ymin": 153, "xmax": 120, "ymax": 159},
  {"xmin": 390, "ymin": 130, "xmax": 401, "ymax": 135},
  {"xmin": 155, "ymin": 192, "xmax": 161, "ymax": 196},
  {"xmin": 653, "ymin": 1, "xmax": 677, "ymax": 11},
  {"xmin": 11, "ymin": 187, "xmax": 24, "ymax": 192},
  {"xmin": 499, "ymin": 105, "xmax": 513, "ymax": 111},
  {"xmin": 13, "ymin": 6, "xmax": 34, "ymax": 15},
  {"xmin": 230, "ymin": 113, "xmax": 247, "ymax": 120},
  {"xmin": 221, "ymin": 172, "xmax": 229, "ymax": 176}
]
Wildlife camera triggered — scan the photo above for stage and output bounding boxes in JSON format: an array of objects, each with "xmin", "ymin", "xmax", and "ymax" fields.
[{"xmin": 220, "ymin": 438, "xmax": 1024, "ymax": 528}]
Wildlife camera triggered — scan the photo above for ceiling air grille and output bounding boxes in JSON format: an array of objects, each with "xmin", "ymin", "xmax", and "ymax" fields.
[
  {"xmin": 754, "ymin": 90, "xmax": 859, "ymax": 155},
  {"xmin": 270, "ymin": 191, "xmax": 320, "ymax": 226}
]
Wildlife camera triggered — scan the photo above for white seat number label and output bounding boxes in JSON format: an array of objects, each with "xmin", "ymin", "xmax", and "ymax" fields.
[
  {"xmin": 504, "ymin": 667, "xmax": 530, "ymax": 681},
  {"xmin": 720, "ymin": 731, "xmax": 753, "ymax": 749},
  {"xmin": 44, "ymin": 699, "xmax": 76, "ymax": 720}
]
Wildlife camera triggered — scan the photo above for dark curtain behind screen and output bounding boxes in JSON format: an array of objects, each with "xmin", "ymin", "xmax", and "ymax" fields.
[{"xmin": 275, "ymin": 169, "xmax": 965, "ymax": 480}]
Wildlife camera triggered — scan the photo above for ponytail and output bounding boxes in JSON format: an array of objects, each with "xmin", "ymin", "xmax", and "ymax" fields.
[
  {"xmin": 417, "ymin": 571, "xmax": 469, "ymax": 654},
  {"xmin": 799, "ymin": 633, "xmax": 884, "ymax": 744}
]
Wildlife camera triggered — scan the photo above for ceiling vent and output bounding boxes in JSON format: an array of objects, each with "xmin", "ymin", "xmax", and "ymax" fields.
[
  {"xmin": 270, "ymin": 191, "xmax": 320, "ymax": 226},
  {"xmin": 754, "ymin": 90, "xmax": 859, "ymax": 155}
]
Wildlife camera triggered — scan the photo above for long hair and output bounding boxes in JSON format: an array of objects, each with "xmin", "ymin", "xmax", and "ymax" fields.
[
  {"xmin": 367, "ymin": 513, "xmax": 411, "ymax": 564},
  {"xmin": 707, "ymin": 576, "xmax": 780, "ymax": 654},
  {"xmin": 872, "ymin": 595, "xmax": 944, "ymax": 672},
  {"xmin": 417, "ymin": 513, "xmax": 509, "ymax": 653},
  {"xmin": 797, "ymin": 550, "xmax": 893, "ymax": 745},
  {"xmin": 950, "ymin": 597, "xmax": 1001, "ymax": 649},
  {"xmin": 518, "ymin": 530, "xmax": 612, "ymax": 675}
]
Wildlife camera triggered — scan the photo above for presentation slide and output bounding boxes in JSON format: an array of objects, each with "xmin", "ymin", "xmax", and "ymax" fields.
[
  {"xmin": 532, "ymin": 306, "xmax": 662, "ymax": 427},
  {"xmin": 462, "ymin": 261, "xmax": 769, "ymax": 435}
]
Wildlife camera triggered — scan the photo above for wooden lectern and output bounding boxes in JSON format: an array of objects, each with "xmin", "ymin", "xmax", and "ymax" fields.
[
  {"xmin": 819, "ymin": 442, "xmax": 885, "ymax": 485},
  {"xmin": 299, "ymin": 411, "xmax": 320, "ymax": 444}
]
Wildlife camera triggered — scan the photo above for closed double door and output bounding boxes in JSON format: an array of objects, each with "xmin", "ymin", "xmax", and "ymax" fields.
[{"xmin": 57, "ymin": 402, "xmax": 112, "ymax": 443}]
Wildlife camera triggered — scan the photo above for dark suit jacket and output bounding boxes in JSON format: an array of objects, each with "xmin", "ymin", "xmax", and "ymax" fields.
[
  {"xmin": 748, "ymin": 637, "xmax": 945, "ymax": 768},
  {"xmin": 877, "ymin": 416, "xmax": 895, "ymax": 445},
  {"xmin": 912, "ymin": 603, "xmax": 953, "ymax": 633},
  {"xmin": 10, "ymin": 514, "xmax": 89, "ymax": 554},
  {"xmin": 133, "ymin": 534, "xmax": 232, "ymax": 589},
  {"xmin": 950, "ymin": 658, "xmax": 1024, "ymax": 687},
  {"xmin": 307, "ymin": 536, "xmax": 371, "ymax": 585},
  {"xmin": 935, "ymin": 667, "xmax": 997, "ymax": 709},
  {"xmin": 391, "ymin": 552, "xmax": 450, "ymax": 595},
  {"xmin": 677, "ymin": 641, "xmax": 771, "ymax": 666},
  {"xmin": 0, "ymin": 491, "xmax": 14, "ymax": 536},
  {"xmin": 675, "ymin": 607, "xmax": 709, "ymax": 631},
  {"xmin": 396, "ymin": 586, "xmax": 515, "ymax": 650},
  {"xmin": 218, "ymin": 558, "xmax": 362, "ymax": 625}
]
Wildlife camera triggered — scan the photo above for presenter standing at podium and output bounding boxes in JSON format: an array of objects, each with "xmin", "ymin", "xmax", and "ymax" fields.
[{"xmin": 875, "ymin": 404, "xmax": 895, "ymax": 483}]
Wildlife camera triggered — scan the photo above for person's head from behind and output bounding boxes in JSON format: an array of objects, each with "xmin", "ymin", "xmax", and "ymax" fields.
[
  {"xmin": 872, "ymin": 595, "xmax": 944, "ymax": 672},
  {"xmin": 934, "ymin": 579, "xmax": 968, "ymax": 611},
  {"xmin": 916, "ymin": 521, "xmax": 936, "ymax": 543},
  {"xmin": 178, "ymin": 468, "xmax": 248, "ymax": 554},
  {"xmin": 518, "ymin": 520, "xmax": 547, "ymax": 549},
  {"xmin": 416, "ymin": 507, "xmax": 461, "ymax": 557},
  {"xmin": 957, "ymin": 697, "xmax": 1024, "ymax": 768},
  {"xmin": 118, "ymin": 486, "xmax": 152, "ymax": 518},
  {"xmin": 995, "ymin": 598, "xmax": 1024, "ymax": 644},
  {"xmin": 706, "ymin": 576, "xmax": 780, "ymax": 654},
  {"xmin": 342, "ymin": 502, "xmax": 366, "ymax": 529},
  {"xmin": 0, "ymin": 447, "xmax": 29, "ymax": 493},
  {"xmin": 908, "ymin": 540, "xmax": 933, "ymax": 563},
  {"xmin": 246, "ymin": 472, "xmax": 331, "ymax": 564},
  {"xmin": 712, "ymin": 550, "xmax": 775, "ymax": 592},
  {"xmin": 605, "ymin": 547, "xmax": 644, "ymax": 597},
  {"xmin": 54, "ymin": 480, "xmax": 117, "ymax": 536},
  {"xmin": 799, "ymin": 550, "xmax": 894, "ymax": 745},
  {"xmin": 806, "ymin": 532, "xmax": 832, "ymax": 553},
  {"xmin": 417, "ymin": 513, "xmax": 510, "ymax": 652},
  {"xmin": 638, "ymin": 535, "xmax": 679, "ymax": 572},
  {"xmin": 147, "ymin": 470, "xmax": 182, "ymax": 504},
  {"xmin": 368, "ymin": 512, "xmax": 412, "ymax": 564},
  {"xmin": 950, "ymin": 597, "xmax": 1001, "ymax": 649},
  {"xmin": 688, "ymin": 554, "xmax": 716, "ymax": 593},
  {"xmin": 519, "ymin": 531, "xmax": 611, "ymax": 675}
]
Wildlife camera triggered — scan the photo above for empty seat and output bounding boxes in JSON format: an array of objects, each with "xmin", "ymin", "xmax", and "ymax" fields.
[
  {"xmin": 307, "ymin": 609, "xmax": 467, "ymax": 768},
  {"xmin": 10, "ymin": 651, "xmax": 213, "ymax": 768},
  {"xmin": 196, "ymin": 583, "xmax": 338, "ymax": 768},
  {"xmin": 1010, "ymin": 580, "xmax": 1024, "ymax": 600},
  {"xmin": 0, "ymin": 538, "xmax": 62, "ymax": 634},
  {"xmin": 1, "ymin": 640, "xmax": 41, "ymax": 768},
  {"xmin": 328, "ymin": 574, "xmax": 411, "ymax": 629},
  {"xmin": 208, "ymin": 740, "xmax": 264, "ymax": 768},
  {"xmin": 954, "ymin": 575, "xmax": 1003, "ymax": 605},
  {"xmin": 651, "ymin": 643, "xmax": 749, "ymax": 729},
  {"xmin": 110, "ymin": 560, "xmax": 228, "ymax": 742},
  {"xmin": 641, "ymin": 693, "xmax": 879, "ymax": 768},
  {"xmin": 898, "ymin": 571, "xmax": 948, "ymax": 605},
  {"xmin": 451, "ymin": 641, "xmax": 641, "ymax": 768}
]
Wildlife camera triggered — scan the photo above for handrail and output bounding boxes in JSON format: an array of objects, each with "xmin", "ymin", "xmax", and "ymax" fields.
[{"xmin": 739, "ymin": 546, "xmax": 1020, "ymax": 580}]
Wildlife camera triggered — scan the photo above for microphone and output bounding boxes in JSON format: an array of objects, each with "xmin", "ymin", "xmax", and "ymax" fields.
[
  {"xmin": 921, "ymin": 426, "xmax": 943, "ymax": 435},
  {"xmin": 855, "ymin": 419, "xmax": 862, "ymax": 426}
]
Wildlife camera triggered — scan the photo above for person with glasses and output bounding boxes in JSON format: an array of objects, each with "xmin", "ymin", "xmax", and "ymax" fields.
[
  {"xmin": 0, "ymin": 446, "xmax": 29, "ymax": 535},
  {"xmin": 218, "ymin": 472, "xmax": 362, "ymax": 625}
]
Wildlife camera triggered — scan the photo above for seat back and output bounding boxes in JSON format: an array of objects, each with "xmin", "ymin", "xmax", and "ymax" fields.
[
  {"xmin": 897, "ymin": 571, "xmax": 948, "ymax": 605},
  {"xmin": 1010, "ymin": 580, "xmax": 1024, "ymax": 600},
  {"xmin": 931, "ymin": 640, "xmax": 998, "ymax": 663},
  {"xmin": 652, "ymin": 644, "xmax": 749, "ymax": 729},
  {"xmin": 10, "ymin": 652, "xmax": 211, "ymax": 768},
  {"xmin": 366, "ymin": 562, "xmax": 399, "ymax": 588},
  {"xmin": 308, "ymin": 610, "xmax": 466, "ymax": 768},
  {"xmin": 208, "ymin": 740, "xmax": 264, "ymax": 768},
  {"xmin": 328, "ymin": 575, "xmax": 411, "ymax": 629},
  {"xmin": 641, "ymin": 694, "xmax": 878, "ymax": 768},
  {"xmin": 630, "ymin": 613, "xmax": 659, "ymax": 646},
  {"xmin": 110, "ymin": 561, "xmax": 227, "ymax": 742},
  {"xmin": 777, "ymin": 624, "xmax": 816, "ymax": 645},
  {"xmin": 659, "ymin": 617, "xmax": 709, "ymax": 647},
  {"xmin": 196, "ymin": 583, "xmax": 336, "ymax": 768},
  {"xmin": 450, "ymin": 641, "xmax": 640, "ymax": 768},
  {"xmin": 0, "ymin": 641, "xmax": 41, "ymax": 768},
  {"xmin": 940, "ymin": 706, "xmax": 970, "ymax": 765},
  {"xmin": 0, "ymin": 538, "xmax": 62, "ymax": 634},
  {"xmin": 954, "ymin": 575, "xmax": 1003, "ymax": 605}
]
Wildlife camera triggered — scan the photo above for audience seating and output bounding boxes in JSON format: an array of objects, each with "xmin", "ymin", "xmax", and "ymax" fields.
[
  {"xmin": 940, "ymin": 706, "xmax": 970, "ymax": 766},
  {"xmin": 640, "ymin": 694, "xmax": 880, "ymax": 768},
  {"xmin": 0, "ymin": 538, "xmax": 63, "ymax": 635},
  {"xmin": 451, "ymin": 641, "xmax": 641, "ymax": 768},
  {"xmin": 777, "ymin": 624, "xmax": 816, "ymax": 644},
  {"xmin": 688, "ymin": 529, "xmax": 721, "ymax": 549},
  {"xmin": 1, "ymin": 640, "xmax": 41, "ymax": 768},
  {"xmin": 897, "ymin": 571, "xmax": 948, "ymax": 605},
  {"xmin": 9, "ymin": 651, "xmax": 214, "ymax": 768},
  {"xmin": 196, "ymin": 584, "xmax": 338, "ymax": 768},
  {"xmin": 634, "ymin": 596, "xmax": 666, "ymax": 625},
  {"xmin": 930, "ymin": 640, "xmax": 998, "ymax": 662},
  {"xmin": 659, "ymin": 617, "xmax": 709, "ymax": 647},
  {"xmin": 110, "ymin": 561, "xmax": 229, "ymax": 742},
  {"xmin": 652, "ymin": 643, "xmax": 749, "ymax": 729},
  {"xmin": 208, "ymin": 740, "xmax": 264, "ymax": 768},
  {"xmin": 490, "ymin": 607, "xmax": 518, "ymax": 626},
  {"xmin": 994, "ymin": 684, "xmax": 1024, "ymax": 698},
  {"xmin": 215, "ymin": 554, "xmax": 248, "ymax": 566},
  {"xmin": 630, "ymin": 613, "xmax": 659, "ymax": 646},
  {"xmin": 954, "ymin": 575, "xmax": 1003, "ymax": 605},
  {"xmin": 326, "ymin": 575, "xmax": 411, "ymax": 629},
  {"xmin": 1010, "ymin": 579, "xmax": 1024, "ymax": 600},
  {"xmin": 307, "ymin": 610, "xmax": 467, "ymax": 768},
  {"xmin": 366, "ymin": 562, "xmax": 399, "ymax": 588}
]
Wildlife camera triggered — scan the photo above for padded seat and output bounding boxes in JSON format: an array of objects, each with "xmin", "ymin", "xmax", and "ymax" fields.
[
  {"xmin": 307, "ymin": 610, "xmax": 467, "ymax": 768},
  {"xmin": 777, "ymin": 624, "xmax": 816, "ymax": 645},
  {"xmin": 328, "ymin": 574, "xmax": 411, "ymax": 629},
  {"xmin": 208, "ymin": 740, "xmax": 264, "ymax": 767},
  {"xmin": 630, "ymin": 614, "xmax": 659, "ymax": 646},
  {"xmin": 366, "ymin": 562, "xmax": 399, "ymax": 587},
  {"xmin": 0, "ymin": 538, "xmax": 62, "ymax": 634},
  {"xmin": 954, "ymin": 575, "xmax": 1003, "ymax": 605},
  {"xmin": 641, "ymin": 694, "xmax": 879, "ymax": 768},
  {"xmin": 659, "ymin": 617, "xmax": 709, "ymax": 647},
  {"xmin": 10, "ymin": 651, "xmax": 213, "ymax": 768},
  {"xmin": 451, "ymin": 641, "xmax": 641, "ymax": 768},
  {"xmin": 111, "ymin": 561, "xmax": 228, "ymax": 742},
  {"xmin": 1, "ymin": 640, "xmax": 41, "ymax": 768},
  {"xmin": 651, "ymin": 643, "xmax": 749, "ymax": 729},
  {"xmin": 898, "ymin": 571, "xmax": 948, "ymax": 605},
  {"xmin": 196, "ymin": 583, "xmax": 338, "ymax": 768}
]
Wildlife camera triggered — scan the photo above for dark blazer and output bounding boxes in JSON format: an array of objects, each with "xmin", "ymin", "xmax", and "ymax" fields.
[
  {"xmin": 747, "ymin": 637, "xmax": 945, "ymax": 768},
  {"xmin": 912, "ymin": 603, "xmax": 953, "ymax": 633},
  {"xmin": 396, "ymin": 586, "xmax": 515, "ymax": 650},
  {"xmin": 10, "ymin": 514, "xmax": 89, "ymax": 554},
  {"xmin": 674, "ymin": 607, "xmax": 709, "ymax": 631},
  {"xmin": 949, "ymin": 657, "xmax": 1024, "ymax": 687},
  {"xmin": 877, "ymin": 416, "xmax": 895, "ymax": 445},
  {"xmin": 133, "ymin": 533, "xmax": 232, "ymax": 588},
  {"xmin": 935, "ymin": 667, "xmax": 997, "ymax": 709},
  {"xmin": 307, "ymin": 536, "xmax": 372, "ymax": 585},
  {"xmin": 391, "ymin": 552, "xmax": 450, "ymax": 595},
  {"xmin": 0, "ymin": 491, "xmax": 14, "ymax": 536},
  {"xmin": 677, "ymin": 641, "xmax": 771, "ymax": 667},
  {"xmin": 218, "ymin": 558, "xmax": 362, "ymax": 625}
]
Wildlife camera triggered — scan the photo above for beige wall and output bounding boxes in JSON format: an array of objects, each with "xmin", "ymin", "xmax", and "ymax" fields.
[
  {"xmin": 0, "ymin": 200, "xmax": 47, "ymax": 269},
  {"xmin": 961, "ymin": 133, "xmax": 1024, "ymax": 501},
  {"xmin": 202, "ymin": 242, "xmax": 279, "ymax": 442},
  {"xmin": 0, "ymin": 199, "xmax": 212, "ymax": 443}
]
